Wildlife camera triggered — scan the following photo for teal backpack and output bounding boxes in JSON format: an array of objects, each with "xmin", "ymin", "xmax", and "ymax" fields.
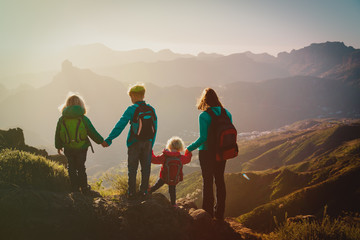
[{"xmin": 59, "ymin": 117, "xmax": 88, "ymax": 149}]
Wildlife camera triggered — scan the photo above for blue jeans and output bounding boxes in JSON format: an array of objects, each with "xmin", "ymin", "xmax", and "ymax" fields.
[{"xmin": 127, "ymin": 140, "xmax": 152, "ymax": 195}]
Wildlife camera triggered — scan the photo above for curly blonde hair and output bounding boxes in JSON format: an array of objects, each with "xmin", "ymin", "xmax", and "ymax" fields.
[
  {"xmin": 59, "ymin": 92, "xmax": 87, "ymax": 114},
  {"xmin": 166, "ymin": 136, "xmax": 185, "ymax": 152}
]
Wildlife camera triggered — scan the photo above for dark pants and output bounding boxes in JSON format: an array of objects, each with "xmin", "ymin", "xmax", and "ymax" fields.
[
  {"xmin": 199, "ymin": 150, "xmax": 227, "ymax": 219},
  {"xmin": 150, "ymin": 178, "xmax": 176, "ymax": 205},
  {"xmin": 64, "ymin": 148, "xmax": 88, "ymax": 192},
  {"xmin": 127, "ymin": 140, "xmax": 152, "ymax": 195}
]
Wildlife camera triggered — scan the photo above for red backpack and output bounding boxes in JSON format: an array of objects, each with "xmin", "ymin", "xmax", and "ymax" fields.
[
  {"xmin": 163, "ymin": 155, "xmax": 183, "ymax": 185},
  {"xmin": 206, "ymin": 108, "xmax": 239, "ymax": 161}
]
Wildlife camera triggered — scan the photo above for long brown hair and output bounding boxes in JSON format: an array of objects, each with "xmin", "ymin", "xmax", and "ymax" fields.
[{"xmin": 196, "ymin": 88, "xmax": 223, "ymax": 111}]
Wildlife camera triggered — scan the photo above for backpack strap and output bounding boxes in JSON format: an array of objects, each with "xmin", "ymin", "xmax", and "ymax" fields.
[
  {"xmin": 207, "ymin": 107, "xmax": 229, "ymax": 119},
  {"xmin": 220, "ymin": 107, "xmax": 229, "ymax": 118},
  {"xmin": 206, "ymin": 108, "xmax": 217, "ymax": 119},
  {"xmin": 74, "ymin": 118, "xmax": 82, "ymax": 143},
  {"xmin": 132, "ymin": 102, "xmax": 157, "ymax": 122},
  {"xmin": 62, "ymin": 118, "xmax": 71, "ymax": 144},
  {"xmin": 132, "ymin": 102, "xmax": 144, "ymax": 123}
]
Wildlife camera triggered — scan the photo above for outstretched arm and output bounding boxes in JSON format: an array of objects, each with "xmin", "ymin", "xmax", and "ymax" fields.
[
  {"xmin": 105, "ymin": 106, "xmax": 134, "ymax": 146},
  {"xmin": 83, "ymin": 116, "xmax": 104, "ymax": 144},
  {"xmin": 151, "ymin": 150, "xmax": 166, "ymax": 164},
  {"xmin": 181, "ymin": 150, "xmax": 192, "ymax": 165},
  {"xmin": 187, "ymin": 112, "xmax": 210, "ymax": 152}
]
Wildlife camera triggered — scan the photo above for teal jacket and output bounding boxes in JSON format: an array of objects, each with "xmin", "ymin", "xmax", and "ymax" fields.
[
  {"xmin": 105, "ymin": 101, "xmax": 157, "ymax": 148},
  {"xmin": 187, "ymin": 107, "xmax": 232, "ymax": 152},
  {"xmin": 55, "ymin": 105, "xmax": 104, "ymax": 150}
]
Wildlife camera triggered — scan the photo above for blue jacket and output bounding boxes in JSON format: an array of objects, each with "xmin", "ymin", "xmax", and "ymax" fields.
[
  {"xmin": 187, "ymin": 106, "xmax": 232, "ymax": 152},
  {"xmin": 105, "ymin": 101, "xmax": 157, "ymax": 148}
]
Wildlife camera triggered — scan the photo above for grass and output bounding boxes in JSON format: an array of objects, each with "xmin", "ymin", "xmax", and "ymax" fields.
[
  {"xmin": 0, "ymin": 149, "xmax": 69, "ymax": 192},
  {"xmin": 90, "ymin": 170, "xmax": 158, "ymax": 197},
  {"xmin": 264, "ymin": 210, "xmax": 360, "ymax": 240}
]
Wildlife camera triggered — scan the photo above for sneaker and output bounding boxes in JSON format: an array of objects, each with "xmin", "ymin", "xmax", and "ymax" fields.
[{"xmin": 172, "ymin": 204, "xmax": 178, "ymax": 209}]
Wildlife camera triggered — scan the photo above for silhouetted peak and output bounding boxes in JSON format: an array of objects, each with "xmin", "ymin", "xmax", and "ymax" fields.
[
  {"xmin": 197, "ymin": 52, "xmax": 223, "ymax": 59},
  {"xmin": 243, "ymin": 51, "xmax": 276, "ymax": 63},
  {"xmin": 61, "ymin": 60, "xmax": 73, "ymax": 72},
  {"xmin": 158, "ymin": 49, "xmax": 174, "ymax": 54}
]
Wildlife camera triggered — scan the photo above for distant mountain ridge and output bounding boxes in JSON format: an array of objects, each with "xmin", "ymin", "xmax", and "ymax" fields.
[
  {"xmin": 277, "ymin": 41, "xmax": 360, "ymax": 85},
  {"xmin": 61, "ymin": 43, "xmax": 194, "ymax": 69},
  {"xmin": 69, "ymin": 41, "xmax": 360, "ymax": 86},
  {"xmin": 2, "ymin": 41, "xmax": 359, "ymax": 89}
]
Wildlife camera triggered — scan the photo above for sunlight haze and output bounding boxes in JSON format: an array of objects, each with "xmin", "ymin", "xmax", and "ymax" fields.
[{"xmin": 1, "ymin": 0, "xmax": 360, "ymax": 76}]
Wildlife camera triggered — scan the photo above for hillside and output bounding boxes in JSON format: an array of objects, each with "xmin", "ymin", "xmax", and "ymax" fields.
[
  {"xmin": 0, "ymin": 148, "xmax": 260, "ymax": 240},
  {"xmin": 227, "ymin": 119, "xmax": 360, "ymax": 171},
  {"xmin": 173, "ymin": 119, "xmax": 360, "ymax": 233},
  {"xmin": 1, "ymin": 120, "xmax": 359, "ymax": 239}
]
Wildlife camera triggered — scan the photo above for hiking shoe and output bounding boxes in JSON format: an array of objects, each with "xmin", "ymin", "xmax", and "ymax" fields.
[
  {"xmin": 127, "ymin": 192, "xmax": 136, "ymax": 201},
  {"xmin": 138, "ymin": 191, "xmax": 151, "ymax": 201},
  {"xmin": 172, "ymin": 204, "xmax": 179, "ymax": 209}
]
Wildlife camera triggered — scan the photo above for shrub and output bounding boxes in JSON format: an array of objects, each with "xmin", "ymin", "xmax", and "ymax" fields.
[
  {"xmin": 264, "ymin": 211, "xmax": 360, "ymax": 240},
  {"xmin": 0, "ymin": 149, "xmax": 69, "ymax": 191}
]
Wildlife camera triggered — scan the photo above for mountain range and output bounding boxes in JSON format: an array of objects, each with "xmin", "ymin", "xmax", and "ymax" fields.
[
  {"xmin": 1, "ymin": 41, "xmax": 359, "ymax": 89},
  {"xmin": 0, "ymin": 41, "xmax": 359, "ymax": 176},
  {"xmin": 65, "ymin": 41, "xmax": 360, "ymax": 87}
]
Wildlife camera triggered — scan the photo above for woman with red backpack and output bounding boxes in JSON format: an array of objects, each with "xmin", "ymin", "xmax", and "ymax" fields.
[{"xmin": 186, "ymin": 88, "xmax": 237, "ymax": 220}]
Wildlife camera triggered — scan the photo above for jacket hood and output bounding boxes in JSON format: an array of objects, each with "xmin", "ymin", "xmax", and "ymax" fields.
[
  {"xmin": 62, "ymin": 105, "xmax": 85, "ymax": 118},
  {"xmin": 162, "ymin": 149, "xmax": 181, "ymax": 156},
  {"xmin": 209, "ymin": 106, "xmax": 222, "ymax": 115}
]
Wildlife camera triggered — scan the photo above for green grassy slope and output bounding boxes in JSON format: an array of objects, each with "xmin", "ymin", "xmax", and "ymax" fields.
[
  {"xmin": 227, "ymin": 119, "xmax": 360, "ymax": 172},
  {"xmin": 177, "ymin": 119, "xmax": 360, "ymax": 233}
]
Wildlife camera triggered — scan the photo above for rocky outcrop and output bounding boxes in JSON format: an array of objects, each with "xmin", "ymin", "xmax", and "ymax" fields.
[
  {"xmin": 0, "ymin": 127, "xmax": 67, "ymax": 166},
  {"xmin": 0, "ymin": 128, "xmax": 47, "ymax": 156},
  {"xmin": 177, "ymin": 196, "xmax": 262, "ymax": 240}
]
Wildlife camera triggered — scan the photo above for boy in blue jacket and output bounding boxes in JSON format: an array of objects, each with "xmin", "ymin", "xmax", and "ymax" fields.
[{"xmin": 103, "ymin": 83, "xmax": 157, "ymax": 199}]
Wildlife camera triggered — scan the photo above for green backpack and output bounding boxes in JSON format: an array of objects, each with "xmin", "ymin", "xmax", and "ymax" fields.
[{"xmin": 59, "ymin": 117, "xmax": 88, "ymax": 149}]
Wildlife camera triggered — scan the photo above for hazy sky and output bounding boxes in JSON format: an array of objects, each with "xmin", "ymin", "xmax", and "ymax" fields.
[{"xmin": 1, "ymin": 0, "xmax": 360, "ymax": 75}]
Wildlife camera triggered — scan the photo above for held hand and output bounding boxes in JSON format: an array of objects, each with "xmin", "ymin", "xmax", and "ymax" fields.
[
  {"xmin": 185, "ymin": 149, "xmax": 191, "ymax": 155},
  {"xmin": 57, "ymin": 148, "xmax": 64, "ymax": 155},
  {"xmin": 101, "ymin": 141, "xmax": 109, "ymax": 148}
]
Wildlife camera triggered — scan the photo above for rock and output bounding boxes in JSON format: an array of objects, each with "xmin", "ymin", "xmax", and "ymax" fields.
[
  {"xmin": 177, "ymin": 197, "xmax": 198, "ymax": 211},
  {"xmin": 287, "ymin": 215, "xmax": 316, "ymax": 224},
  {"xmin": 227, "ymin": 218, "xmax": 262, "ymax": 240}
]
